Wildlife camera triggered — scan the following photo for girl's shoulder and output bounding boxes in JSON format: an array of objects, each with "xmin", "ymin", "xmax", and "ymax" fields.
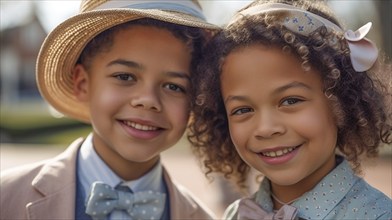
[
  {"xmin": 297, "ymin": 158, "xmax": 391, "ymax": 219},
  {"xmin": 339, "ymin": 178, "xmax": 392, "ymax": 219}
]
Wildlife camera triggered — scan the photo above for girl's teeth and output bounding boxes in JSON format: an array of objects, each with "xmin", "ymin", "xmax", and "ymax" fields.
[
  {"xmin": 124, "ymin": 121, "xmax": 158, "ymax": 131},
  {"xmin": 262, "ymin": 146, "xmax": 296, "ymax": 158}
]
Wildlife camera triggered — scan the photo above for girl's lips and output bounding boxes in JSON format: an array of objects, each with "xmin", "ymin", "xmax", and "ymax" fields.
[
  {"xmin": 259, "ymin": 145, "xmax": 300, "ymax": 158},
  {"xmin": 257, "ymin": 144, "xmax": 302, "ymax": 165}
]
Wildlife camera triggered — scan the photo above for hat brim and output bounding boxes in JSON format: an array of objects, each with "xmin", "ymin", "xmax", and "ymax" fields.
[{"xmin": 36, "ymin": 9, "xmax": 219, "ymax": 123}]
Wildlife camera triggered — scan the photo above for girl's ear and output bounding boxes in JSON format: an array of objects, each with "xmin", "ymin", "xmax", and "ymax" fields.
[{"xmin": 73, "ymin": 64, "xmax": 89, "ymax": 102}]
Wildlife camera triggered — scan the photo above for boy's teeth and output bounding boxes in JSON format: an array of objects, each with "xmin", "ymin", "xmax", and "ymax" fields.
[
  {"xmin": 124, "ymin": 121, "xmax": 158, "ymax": 131},
  {"xmin": 262, "ymin": 146, "xmax": 296, "ymax": 158}
]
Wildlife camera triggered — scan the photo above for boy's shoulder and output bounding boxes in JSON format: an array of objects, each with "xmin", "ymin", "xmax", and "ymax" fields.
[
  {"xmin": 0, "ymin": 138, "xmax": 83, "ymax": 219},
  {"xmin": 1, "ymin": 158, "xmax": 48, "ymax": 186},
  {"xmin": 1, "ymin": 137, "xmax": 83, "ymax": 185}
]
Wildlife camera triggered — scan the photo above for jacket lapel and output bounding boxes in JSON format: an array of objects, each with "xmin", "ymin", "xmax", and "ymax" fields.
[{"xmin": 26, "ymin": 138, "xmax": 84, "ymax": 219}]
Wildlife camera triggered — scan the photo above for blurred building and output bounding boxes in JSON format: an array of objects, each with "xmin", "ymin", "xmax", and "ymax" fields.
[
  {"xmin": 0, "ymin": 3, "xmax": 46, "ymax": 107},
  {"xmin": 0, "ymin": 0, "xmax": 389, "ymax": 111}
]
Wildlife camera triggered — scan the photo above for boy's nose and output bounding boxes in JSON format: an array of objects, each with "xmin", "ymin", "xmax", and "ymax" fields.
[{"xmin": 129, "ymin": 88, "xmax": 162, "ymax": 112}]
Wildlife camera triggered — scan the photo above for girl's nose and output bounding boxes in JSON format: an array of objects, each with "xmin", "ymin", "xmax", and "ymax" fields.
[{"xmin": 254, "ymin": 110, "xmax": 286, "ymax": 139}]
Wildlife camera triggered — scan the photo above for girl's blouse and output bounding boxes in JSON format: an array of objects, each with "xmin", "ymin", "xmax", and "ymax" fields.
[{"xmin": 224, "ymin": 156, "xmax": 391, "ymax": 220}]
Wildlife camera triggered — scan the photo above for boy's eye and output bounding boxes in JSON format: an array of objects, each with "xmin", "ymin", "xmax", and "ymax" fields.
[
  {"xmin": 164, "ymin": 83, "xmax": 185, "ymax": 93},
  {"xmin": 114, "ymin": 73, "xmax": 134, "ymax": 81},
  {"xmin": 231, "ymin": 107, "xmax": 253, "ymax": 115},
  {"xmin": 281, "ymin": 97, "xmax": 303, "ymax": 106}
]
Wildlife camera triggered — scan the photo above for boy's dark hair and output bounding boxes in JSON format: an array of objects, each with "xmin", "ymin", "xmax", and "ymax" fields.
[{"xmin": 188, "ymin": 0, "xmax": 392, "ymax": 188}]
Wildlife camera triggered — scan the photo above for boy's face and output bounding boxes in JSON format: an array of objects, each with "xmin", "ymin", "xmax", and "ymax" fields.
[
  {"xmin": 74, "ymin": 25, "xmax": 191, "ymax": 178},
  {"xmin": 220, "ymin": 44, "xmax": 338, "ymax": 192}
]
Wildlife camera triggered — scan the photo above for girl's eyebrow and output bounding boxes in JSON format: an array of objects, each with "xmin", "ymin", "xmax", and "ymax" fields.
[
  {"xmin": 224, "ymin": 95, "xmax": 249, "ymax": 105},
  {"xmin": 273, "ymin": 81, "xmax": 312, "ymax": 95},
  {"xmin": 224, "ymin": 81, "xmax": 312, "ymax": 104}
]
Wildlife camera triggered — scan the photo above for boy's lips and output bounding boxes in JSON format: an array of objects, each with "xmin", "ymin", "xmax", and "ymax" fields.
[
  {"xmin": 119, "ymin": 119, "xmax": 165, "ymax": 140},
  {"xmin": 122, "ymin": 120, "xmax": 160, "ymax": 131}
]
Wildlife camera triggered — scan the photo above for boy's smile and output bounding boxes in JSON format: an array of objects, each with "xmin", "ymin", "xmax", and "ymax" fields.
[
  {"xmin": 119, "ymin": 118, "xmax": 163, "ymax": 140},
  {"xmin": 74, "ymin": 25, "xmax": 192, "ymax": 180}
]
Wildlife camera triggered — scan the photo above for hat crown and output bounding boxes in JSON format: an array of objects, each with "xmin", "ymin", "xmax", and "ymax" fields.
[
  {"xmin": 80, "ymin": 0, "xmax": 203, "ymax": 16},
  {"xmin": 38, "ymin": 0, "xmax": 217, "ymax": 123}
]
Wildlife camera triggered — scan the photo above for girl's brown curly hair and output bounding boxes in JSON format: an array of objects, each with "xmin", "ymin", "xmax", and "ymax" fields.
[{"xmin": 188, "ymin": 0, "xmax": 392, "ymax": 188}]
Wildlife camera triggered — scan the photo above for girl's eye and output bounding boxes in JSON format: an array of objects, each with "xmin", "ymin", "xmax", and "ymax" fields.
[
  {"xmin": 281, "ymin": 97, "xmax": 303, "ymax": 106},
  {"xmin": 165, "ymin": 83, "xmax": 185, "ymax": 93},
  {"xmin": 231, "ymin": 107, "xmax": 253, "ymax": 115},
  {"xmin": 114, "ymin": 73, "xmax": 134, "ymax": 81}
]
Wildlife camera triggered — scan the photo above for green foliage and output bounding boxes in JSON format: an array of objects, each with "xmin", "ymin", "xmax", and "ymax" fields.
[{"xmin": 0, "ymin": 108, "xmax": 91, "ymax": 145}]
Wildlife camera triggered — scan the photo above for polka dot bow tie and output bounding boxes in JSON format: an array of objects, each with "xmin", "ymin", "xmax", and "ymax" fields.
[{"xmin": 85, "ymin": 182, "xmax": 166, "ymax": 220}]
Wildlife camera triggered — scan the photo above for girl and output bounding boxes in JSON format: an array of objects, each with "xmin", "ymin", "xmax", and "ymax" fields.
[{"xmin": 188, "ymin": 0, "xmax": 392, "ymax": 219}]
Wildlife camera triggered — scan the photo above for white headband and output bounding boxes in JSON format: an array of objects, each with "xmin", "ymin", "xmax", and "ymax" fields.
[{"xmin": 229, "ymin": 3, "xmax": 378, "ymax": 72}]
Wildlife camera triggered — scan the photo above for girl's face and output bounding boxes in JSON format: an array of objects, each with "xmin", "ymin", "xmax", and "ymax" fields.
[
  {"xmin": 221, "ymin": 44, "xmax": 338, "ymax": 191},
  {"xmin": 74, "ymin": 25, "xmax": 191, "ymax": 180}
]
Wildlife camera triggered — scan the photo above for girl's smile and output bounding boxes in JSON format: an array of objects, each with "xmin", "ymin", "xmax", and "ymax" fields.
[{"xmin": 256, "ymin": 144, "xmax": 302, "ymax": 165}]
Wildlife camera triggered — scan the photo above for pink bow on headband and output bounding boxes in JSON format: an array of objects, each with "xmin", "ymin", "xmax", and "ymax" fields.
[
  {"xmin": 344, "ymin": 22, "xmax": 378, "ymax": 72},
  {"xmin": 237, "ymin": 198, "xmax": 299, "ymax": 220},
  {"xmin": 230, "ymin": 3, "xmax": 379, "ymax": 72}
]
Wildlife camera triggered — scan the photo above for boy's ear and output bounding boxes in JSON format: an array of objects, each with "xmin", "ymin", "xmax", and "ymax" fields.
[{"xmin": 73, "ymin": 64, "xmax": 89, "ymax": 102}]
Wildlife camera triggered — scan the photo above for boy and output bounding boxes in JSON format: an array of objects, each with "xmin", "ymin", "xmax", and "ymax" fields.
[{"xmin": 0, "ymin": 0, "xmax": 219, "ymax": 219}]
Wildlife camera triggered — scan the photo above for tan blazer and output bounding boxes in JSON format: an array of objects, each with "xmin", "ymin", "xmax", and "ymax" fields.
[{"xmin": 0, "ymin": 138, "xmax": 216, "ymax": 219}]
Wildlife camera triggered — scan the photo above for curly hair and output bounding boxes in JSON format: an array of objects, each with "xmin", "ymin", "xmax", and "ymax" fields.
[{"xmin": 188, "ymin": 0, "xmax": 392, "ymax": 188}]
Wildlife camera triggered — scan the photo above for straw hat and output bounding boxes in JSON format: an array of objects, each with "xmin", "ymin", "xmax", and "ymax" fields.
[{"xmin": 36, "ymin": 0, "xmax": 219, "ymax": 123}]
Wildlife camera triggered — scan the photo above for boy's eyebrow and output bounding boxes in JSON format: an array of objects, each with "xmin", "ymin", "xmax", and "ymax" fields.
[
  {"xmin": 107, "ymin": 59, "xmax": 143, "ymax": 69},
  {"xmin": 166, "ymin": 71, "xmax": 191, "ymax": 81},
  {"xmin": 107, "ymin": 58, "xmax": 190, "ymax": 81},
  {"xmin": 224, "ymin": 81, "xmax": 312, "ymax": 104}
]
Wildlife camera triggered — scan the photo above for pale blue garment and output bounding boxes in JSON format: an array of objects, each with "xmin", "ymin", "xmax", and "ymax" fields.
[
  {"xmin": 224, "ymin": 156, "xmax": 391, "ymax": 220},
  {"xmin": 77, "ymin": 133, "xmax": 169, "ymax": 220}
]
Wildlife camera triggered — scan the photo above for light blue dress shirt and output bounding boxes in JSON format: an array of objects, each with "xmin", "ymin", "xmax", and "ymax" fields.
[
  {"xmin": 77, "ymin": 134, "xmax": 168, "ymax": 220},
  {"xmin": 225, "ymin": 155, "xmax": 392, "ymax": 219}
]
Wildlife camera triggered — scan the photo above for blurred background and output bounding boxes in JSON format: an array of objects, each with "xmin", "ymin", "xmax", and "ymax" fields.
[{"xmin": 1, "ymin": 0, "xmax": 391, "ymax": 217}]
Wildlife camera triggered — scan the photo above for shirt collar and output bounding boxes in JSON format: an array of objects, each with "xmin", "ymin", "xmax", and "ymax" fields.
[
  {"xmin": 77, "ymin": 133, "xmax": 165, "ymax": 196},
  {"xmin": 254, "ymin": 156, "xmax": 360, "ymax": 219},
  {"xmin": 294, "ymin": 156, "xmax": 360, "ymax": 219}
]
